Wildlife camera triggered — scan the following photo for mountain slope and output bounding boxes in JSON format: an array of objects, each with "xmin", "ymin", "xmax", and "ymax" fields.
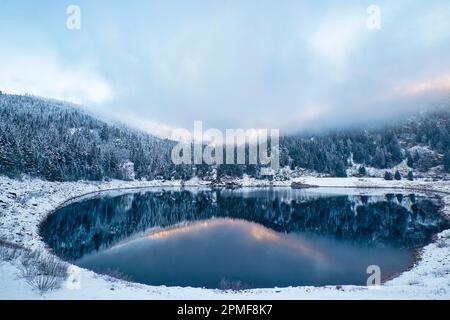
[
  {"xmin": 0, "ymin": 94, "xmax": 178, "ymax": 181},
  {"xmin": 280, "ymin": 109, "xmax": 450, "ymax": 177},
  {"xmin": 0, "ymin": 92, "xmax": 449, "ymax": 181}
]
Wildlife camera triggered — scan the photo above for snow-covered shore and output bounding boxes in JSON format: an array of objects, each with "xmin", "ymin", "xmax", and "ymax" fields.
[{"xmin": 0, "ymin": 175, "xmax": 449, "ymax": 300}]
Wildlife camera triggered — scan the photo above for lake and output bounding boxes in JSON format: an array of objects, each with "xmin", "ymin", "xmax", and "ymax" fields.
[{"xmin": 40, "ymin": 187, "xmax": 448, "ymax": 289}]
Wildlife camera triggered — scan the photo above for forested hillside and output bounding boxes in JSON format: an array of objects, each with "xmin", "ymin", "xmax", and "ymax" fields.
[
  {"xmin": 0, "ymin": 93, "xmax": 449, "ymax": 181},
  {"xmin": 0, "ymin": 94, "xmax": 177, "ymax": 181},
  {"xmin": 280, "ymin": 109, "xmax": 450, "ymax": 177}
]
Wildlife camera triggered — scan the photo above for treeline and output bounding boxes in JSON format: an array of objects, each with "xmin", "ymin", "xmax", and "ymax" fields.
[
  {"xmin": 280, "ymin": 131, "xmax": 404, "ymax": 177},
  {"xmin": 281, "ymin": 109, "xmax": 450, "ymax": 176},
  {"xmin": 0, "ymin": 94, "xmax": 176, "ymax": 181},
  {"xmin": 0, "ymin": 93, "xmax": 449, "ymax": 181}
]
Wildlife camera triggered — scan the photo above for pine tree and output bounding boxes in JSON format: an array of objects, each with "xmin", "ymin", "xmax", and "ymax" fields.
[
  {"xmin": 22, "ymin": 143, "xmax": 36, "ymax": 175},
  {"xmin": 100, "ymin": 124, "xmax": 109, "ymax": 141},
  {"xmin": 394, "ymin": 170, "xmax": 402, "ymax": 180},
  {"xmin": 374, "ymin": 147, "xmax": 386, "ymax": 168},
  {"xmin": 358, "ymin": 166, "xmax": 367, "ymax": 176},
  {"xmin": 334, "ymin": 160, "xmax": 347, "ymax": 177},
  {"xmin": 407, "ymin": 171, "xmax": 414, "ymax": 181},
  {"xmin": 384, "ymin": 171, "xmax": 393, "ymax": 180},
  {"xmin": 407, "ymin": 153, "xmax": 414, "ymax": 168},
  {"xmin": 0, "ymin": 134, "xmax": 19, "ymax": 176},
  {"xmin": 444, "ymin": 151, "xmax": 450, "ymax": 173}
]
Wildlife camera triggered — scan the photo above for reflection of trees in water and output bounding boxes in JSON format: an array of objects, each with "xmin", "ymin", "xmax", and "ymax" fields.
[{"xmin": 40, "ymin": 191, "xmax": 447, "ymax": 261}]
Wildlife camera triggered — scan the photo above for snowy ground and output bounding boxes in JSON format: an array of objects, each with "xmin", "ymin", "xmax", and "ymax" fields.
[{"xmin": 0, "ymin": 175, "xmax": 449, "ymax": 300}]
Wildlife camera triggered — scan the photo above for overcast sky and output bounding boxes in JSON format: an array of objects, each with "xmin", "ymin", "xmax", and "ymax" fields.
[{"xmin": 1, "ymin": 0, "xmax": 450, "ymax": 136}]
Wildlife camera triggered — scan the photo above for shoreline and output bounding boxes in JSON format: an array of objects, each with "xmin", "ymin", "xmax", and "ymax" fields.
[{"xmin": 0, "ymin": 175, "xmax": 449, "ymax": 299}]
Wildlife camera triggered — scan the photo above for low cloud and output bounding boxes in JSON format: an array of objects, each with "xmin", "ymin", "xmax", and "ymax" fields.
[
  {"xmin": 0, "ymin": 48, "xmax": 112, "ymax": 105},
  {"xmin": 397, "ymin": 75, "xmax": 450, "ymax": 97},
  {"xmin": 2, "ymin": 0, "xmax": 450, "ymax": 136}
]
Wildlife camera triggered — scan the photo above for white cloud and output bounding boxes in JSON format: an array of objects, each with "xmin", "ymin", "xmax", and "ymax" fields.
[
  {"xmin": 116, "ymin": 114, "xmax": 176, "ymax": 139},
  {"xmin": 0, "ymin": 49, "xmax": 112, "ymax": 105},
  {"xmin": 415, "ymin": 8, "xmax": 450, "ymax": 46},
  {"xmin": 396, "ymin": 75, "xmax": 450, "ymax": 97},
  {"xmin": 307, "ymin": 12, "xmax": 365, "ymax": 68}
]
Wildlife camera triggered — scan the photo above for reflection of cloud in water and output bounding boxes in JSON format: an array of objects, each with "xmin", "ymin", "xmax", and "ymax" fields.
[{"xmin": 145, "ymin": 218, "xmax": 327, "ymax": 263}]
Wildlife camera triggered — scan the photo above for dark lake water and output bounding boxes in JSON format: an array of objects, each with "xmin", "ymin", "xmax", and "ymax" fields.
[{"xmin": 40, "ymin": 188, "xmax": 448, "ymax": 289}]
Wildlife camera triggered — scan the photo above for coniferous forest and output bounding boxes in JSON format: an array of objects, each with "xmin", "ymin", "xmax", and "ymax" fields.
[{"xmin": 0, "ymin": 93, "xmax": 449, "ymax": 181}]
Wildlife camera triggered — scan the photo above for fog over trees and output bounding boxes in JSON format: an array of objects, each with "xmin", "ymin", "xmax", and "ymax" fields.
[{"xmin": 0, "ymin": 93, "xmax": 449, "ymax": 181}]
